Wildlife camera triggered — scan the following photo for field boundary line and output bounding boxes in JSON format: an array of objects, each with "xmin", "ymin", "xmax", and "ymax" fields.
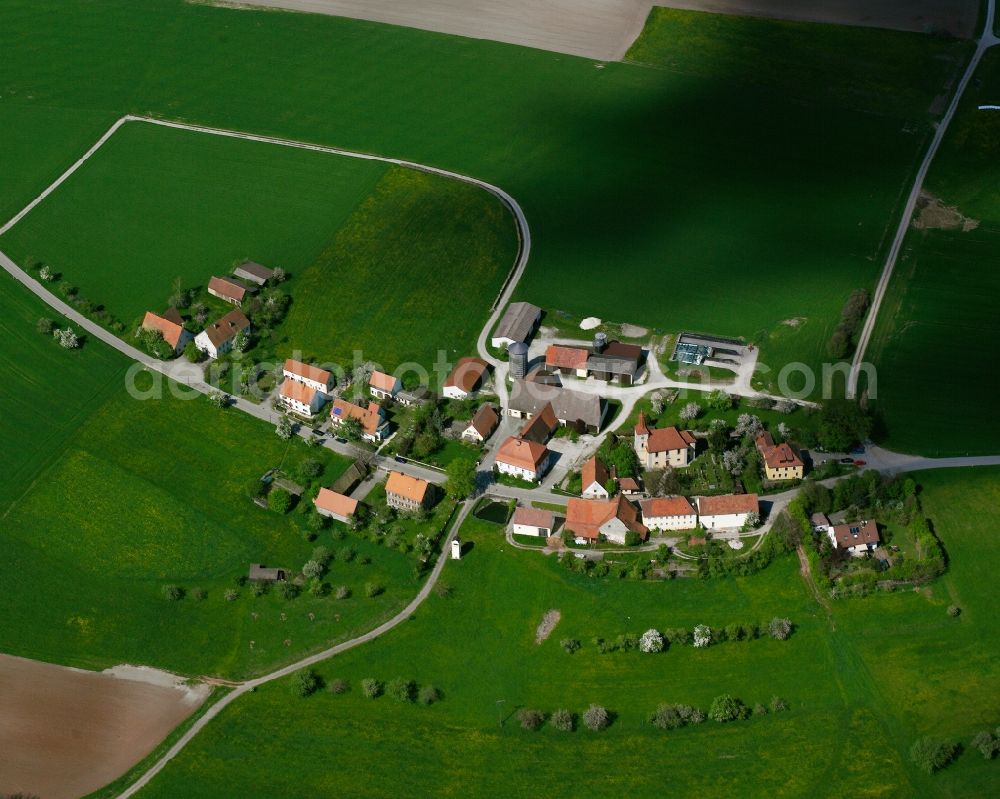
[{"xmin": 848, "ymin": 1, "xmax": 999, "ymax": 397}]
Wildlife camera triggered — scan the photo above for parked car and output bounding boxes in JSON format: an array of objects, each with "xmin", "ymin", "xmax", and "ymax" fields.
[
  {"xmin": 839, "ymin": 457, "xmax": 855, "ymax": 465},
  {"xmin": 395, "ymin": 456, "xmax": 407, "ymax": 464},
  {"xmin": 850, "ymin": 446, "xmax": 865, "ymax": 455},
  {"xmin": 853, "ymin": 459, "xmax": 867, "ymax": 467},
  {"xmin": 335, "ymin": 437, "xmax": 347, "ymax": 444}
]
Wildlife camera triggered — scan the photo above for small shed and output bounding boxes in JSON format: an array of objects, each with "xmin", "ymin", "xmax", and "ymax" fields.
[
  {"xmin": 233, "ymin": 260, "xmax": 275, "ymax": 286},
  {"xmin": 249, "ymin": 564, "xmax": 286, "ymax": 582}
]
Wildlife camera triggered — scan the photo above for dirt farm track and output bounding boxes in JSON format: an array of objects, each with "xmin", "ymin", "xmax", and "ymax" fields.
[
  {"xmin": 217, "ymin": 0, "xmax": 979, "ymax": 61},
  {"xmin": 0, "ymin": 655, "xmax": 208, "ymax": 799}
]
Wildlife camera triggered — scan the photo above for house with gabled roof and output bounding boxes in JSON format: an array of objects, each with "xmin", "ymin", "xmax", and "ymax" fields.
[
  {"xmin": 330, "ymin": 398, "xmax": 389, "ymax": 442},
  {"xmin": 495, "ymin": 436, "xmax": 551, "ymax": 482},
  {"xmin": 443, "ymin": 357, "xmax": 490, "ymax": 400},
  {"xmin": 581, "ymin": 455, "xmax": 611, "ymax": 499},
  {"xmin": 368, "ymin": 370, "xmax": 401, "ymax": 401},
  {"xmin": 755, "ymin": 432, "xmax": 804, "ymax": 481},
  {"xmin": 519, "ymin": 402, "xmax": 558, "ymax": 444},
  {"xmin": 279, "ymin": 379, "xmax": 325, "ymax": 417},
  {"xmin": 633, "ymin": 412, "xmax": 696, "ymax": 469},
  {"xmin": 462, "ymin": 403, "xmax": 500, "ymax": 444},
  {"xmin": 640, "ymin": 496, "xmax": 697, "ymax": 532},
  {"xmin": 314, "ymin": 488, "xmax": 358, "ymax": 524},
  {"xmin": 565, "ymin": 495, "xmax": 647, "ymax": 545},
  {"xmin": 385, "ymin": 471, "xmax": 432, "ymax": 512},
  {"xmin": 828, "ymin": 519, "xmax": 880, "ymax": 556},
  {"xmin": 208, "ymin": 275, "xmax": 252, "ymax": 306},
  {"xmin": 141, "ymin": 307, "xmax": 192, "ymax": 355},
  {"xmin": 696, "ymin": 493, "xmax": 758, "ymax": 531},
  {"xmin": 194, "ymin": 309, "xmax": 251, "ymax": 358},
  {"xmin": 283, "ymin": 359, "xmax": 333, "ymax": 396},
  {"xmin": 511, "ymin": 506, "xmax": 556, "ymax": 538}
]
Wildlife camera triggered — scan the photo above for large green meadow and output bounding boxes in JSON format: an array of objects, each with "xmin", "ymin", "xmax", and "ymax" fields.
[
  {"xmin": 0, "ymin": 0, "xmax": 973, "ymax": 395},
  {"xmin": 0, "ymin": 275, "xmax": 421, "ymax": 679},
  {"xmin": 867, "ymin": 48, "xmax": 1000, "ymax": 455},
  {"xmin": 134, "ymin": 466, "xmax": 1000, "ymax": 798},
  {"xmin": 0, "ymin": 120, "xmax": 515, "ymax": 371}
]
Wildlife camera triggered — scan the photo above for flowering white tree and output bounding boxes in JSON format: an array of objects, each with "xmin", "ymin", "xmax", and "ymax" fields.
[
  {"xmin": 722, "ymin": 448, "xmax": 745, "ymax": 476},
  {"xmin": 275, "ymin": 416, "xmax": 293, "ymax": 440},
  {"xmin": 639, "ymin": 628, "xmax": 664, "ymax": 653},
  {"xmin": 39, "ymin": 265, "xmax": 53, "ymax": 281},
  {"xmin": 735, "ymin": 413, "xmax": 763, "ymax": 438},
  {"xmin": 679, "ymin": 402, "xmax": 701, "ymax": 421},
  {"xmin": 233, "ymin": 330, "xmax": 250, "ymax": 353},
  {"xmin": 209, "ymin": 390, "xmax": 228, "ymax": 409},
  {"xmin": 271, "ymin": 267, "xmax": 286, "ymax": 283},
  {"xmin": 774, "ymin": 399, "xmax": 797, "ymax": 414},
  {"xmin": 768, "ymin": 617, "xmax": 793, "ymax": 640},
  {"xmin": 777, "ymin": 422, "xmax": 790, "ymax": 438},
  {"xmin": 743, "ymin": 511, "xmax": 761, "ymax": 530},
  {"xmin": 650, "ymin": 391, "xmax": 665, "ymax": 415},
  {"xmin": 54, "ymin": 328, "xmax": 79, "ymax": 349},
  {"xmin": 693, "ymin": 624, "xmax": 712, "ymax": 648}
]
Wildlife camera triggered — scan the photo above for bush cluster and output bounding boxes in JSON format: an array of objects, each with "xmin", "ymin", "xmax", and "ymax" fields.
[{"xmin": 356, "ymin": 677, "xmax": 441, "ymax": 705}]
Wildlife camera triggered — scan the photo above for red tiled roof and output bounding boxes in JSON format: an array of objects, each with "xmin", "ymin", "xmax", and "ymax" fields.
[
  {"xmin": 467, "ymin": 403, "xmax": 499, "ymax": 438},
  {"xmin": 635, "ymin": 410, "xmax": 650, "ymax": 436},
  {"xmin": 646, "ymin": 425, "xmax": 696, "ymax": 454},
  {"xmin": 142, "ymin": 310, "xmax": 186, "ymax": 349},
  {"xmin": 696, "ymin": 493, "xmax": 758, "ymax": 517},
  {"xmin": 314, "ymin": 488, "xmax": 358, "ymax": 518},
  {"xmin": 386, "ymin": 471, "xmax": 429, "ymax": 503},
  {"xmin": 511, "ymin": 506, "xmax": 555, "ymax": 529},
  {"xmin": 618, "ymin": 477, "xmax": 641, "ymax": 492},
  {"xmin": 565, "ymin": 495, "xmax": 647, "ymax": 541},
  {"xmin": 369, "ymin": 370, "xmax": 398, "ymax": 393},
  {"xmin": 832, "ymin": 520, "xmax": 880, "ymax": 549},
  {"xmin": 208, "ymin": 275, "xmax": 247, "ymax": 302},
  {"xmin": 545, "ymin": 344, "xmax": 589, "ymax": 370},
  {"xmin": 640, "ymin": 496, "xmax": 695, "ymax": 518},
  {"xmin": 280, "ymin": 379, "xmax": 317, "ymax": 405},
  {"xmin": 445, "ymin": 357, "xmax": 489, "ymax": 394},
  {"xmin": 755, "ymin": 432, "xmax": 804, "ymax": 470},
  {"xmin": 496, "ymin": 436, "xmax": 549, "ymax": 471},
  {"xmin": 331, "ymin": 398, "xmax": 383, "ymax": 435},
  {"xmin": 284, "ymin": 359, "xmax": 331, "ymax": 387},
  {"xmin": 582, "ymin": 455, "xmax": 609, "ymax": 490}
]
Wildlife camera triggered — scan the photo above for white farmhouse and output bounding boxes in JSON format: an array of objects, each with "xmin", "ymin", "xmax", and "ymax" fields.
[
  {"xmin": 194, "ymin": 309, "xmax": 251, "ymax": 359},
  {"xmin": 511, "ymin": 506, "xmax": 555, "ymax": 538},
  {"xmin": 639, "ymin": 496, "xmax": 698, "ymax": 532},
  {"xmin": 695, "ymin": 493, "xmax": 758, "ymax": 531}
]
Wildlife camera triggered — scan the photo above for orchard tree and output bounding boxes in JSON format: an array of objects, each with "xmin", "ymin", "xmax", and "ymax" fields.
[
  {"xmin": 693, "ymin": 624, "xmax": 712, "ymax": 648},
  {"xmin": 583, "ymin": 704, "xmax": 610, "ymax": 731},
  {"xmin": 639, "ymin": 628, "xmax": 664, "ymax": 653},
  {"xmin": 275, "ymin": 416, "xmax": 293, "ymax": 440},
  {"xmin": 679, "ymin": 402, "xmax": 701, "ymax": 421}
]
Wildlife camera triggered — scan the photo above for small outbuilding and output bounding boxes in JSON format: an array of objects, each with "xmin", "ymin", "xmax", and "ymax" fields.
[{"xmin": 249, "ymin": 564, "xmax": 286, "ymax": 582}]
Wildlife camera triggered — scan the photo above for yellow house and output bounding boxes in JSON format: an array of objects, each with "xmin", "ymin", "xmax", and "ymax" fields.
[{"xmin": 755, "ymin": 432, "xmax": 804, "ymax": 480}]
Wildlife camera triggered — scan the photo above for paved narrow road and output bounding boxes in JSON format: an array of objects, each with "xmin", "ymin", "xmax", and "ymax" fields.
[
  {"xmin": 848, "ymin": 0, "xmax": 999, "ymax": 396},
  {"xmin": 114, "ymin": 498, "xmax": 471, "ymax": 798}
]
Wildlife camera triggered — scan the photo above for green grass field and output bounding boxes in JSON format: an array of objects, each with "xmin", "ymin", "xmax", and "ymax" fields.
[
  {"xmin": 0, "ymin": 0, "xmax": 972, "ymax": 397},
  {"xmin": 280, "ymin": 165, "xmax": 517, "ymax": 370},
  {"xmin": 0, "ymin": 275, "xmax": 423, "ymax": 679},
  {"xmin": 133, "ymin": 466, "xmax": 1000, "ymax": 797},
  {"xmin": 867, "ymin": 48, "xmax": 1000, "ymax": 455},
  {"xmin": 0, "ymin": 120, "xmax": 516, "ymax": 371}
]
